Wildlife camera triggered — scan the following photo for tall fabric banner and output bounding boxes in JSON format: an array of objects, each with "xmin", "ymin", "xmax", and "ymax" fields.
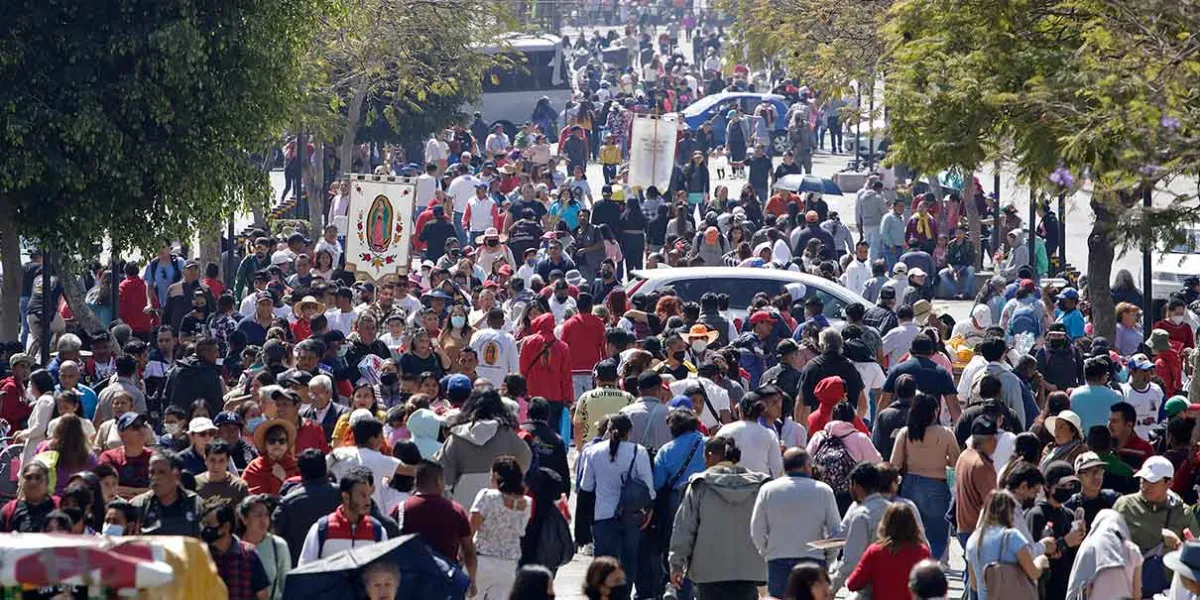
[
  {"xmin": 345, "ymin": 174, "xmax": 417, "ymax": 282},
  {"xmin": 628, "ymin": 113, "xmax": 679, "ymax": 191}
]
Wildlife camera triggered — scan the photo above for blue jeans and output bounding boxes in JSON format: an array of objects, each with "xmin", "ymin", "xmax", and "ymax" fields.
[
  {"xmin": 900, "ymin": 473, "xmax": 951, "ymax": 560},
  {"xmin": 19, "ymin": 295, "xmax": 29, "ymax": 347},
  {"xmin": 938, "ymin": 266, "xmax": 975, "ymax": 298},
  {"xmin": 594, "ymin": 518, "xmax": 640, "ymax": 599},
  {"xmin": 957, "ymin": 532, "xmax": 976, "ymax": 600},
  {"xmin": 767, "ymin": 558, "xmax": 826, "ymax": 597},
  {"xmin": 883, "ymin": 246, "xmax": 903, "ymax": 272},
  {"xmin": 453, "ymin": 211, "xmax": 467, "ymax": 246}
]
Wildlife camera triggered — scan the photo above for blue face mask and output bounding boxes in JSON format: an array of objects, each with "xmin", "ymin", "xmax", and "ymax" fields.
[
  {"xmin": 337, "ymin": 344, "xmax": 350, "ymax": 358},
  {"xmin": 246, "ymin": 416, "xmax": 266, "ymax": 433},
  {"xmin": 1114, "ymin": 367, "xmax": 1129, "ymax": 384},
  {"xmin": 101, "ymin": 523, "xmax": 125, "ymax": 537}
]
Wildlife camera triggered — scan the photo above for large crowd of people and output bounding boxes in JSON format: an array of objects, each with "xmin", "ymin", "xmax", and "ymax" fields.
[{"xmin": 7, "ymin": 2, "xmax": 1200, "ymax": 600}]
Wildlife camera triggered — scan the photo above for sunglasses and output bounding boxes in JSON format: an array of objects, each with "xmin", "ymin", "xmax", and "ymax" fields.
[
  {"xmin": 194, "ymin": 430, "xmax": 216, "ymax": 437},
  {"xmin": 266, "ymin": 438, "xmax": 289, "ymax": 446}
]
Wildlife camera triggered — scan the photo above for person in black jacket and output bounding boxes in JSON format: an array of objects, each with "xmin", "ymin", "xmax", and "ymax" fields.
[
  {"xmin": 760, "ymin": 339, "xmax": 804, "ymax": 420},
  {"xmin": 520, "ymin": 398, "xmax": 571, "ymax": 500},
  {"xmin": 797, "ymin": 328, "xmax": 865, "ymax": 425},
  {"xmin": 696, "ymin": 293, "xmax": 731, "ymax": 348},
  {"xmin": 273, "ymin": 449, "xmax": 342, "ymax": 565},
  {"xmin": 164, "ymin": 337, "xmax": 224, "ymax": 416},
  {"xmin": 872, "ymin": 374, "xmax": 918, "ymax": 460},
  {"xmin": 862, "ymin": 287, "xmax": 900, "ymax": 336}
]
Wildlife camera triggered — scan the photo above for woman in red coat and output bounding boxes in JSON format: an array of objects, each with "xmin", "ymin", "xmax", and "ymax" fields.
[
  {"xmin": 518, "ymin": 313, "xmax": 572, "ymax": 426},
  {"xmin": 240, "ymin": 418, "xmax": 298, "ymax": 496},
  {"xmin": 846, "ymin": 503, "xmax": 932, "ymax": 600}
]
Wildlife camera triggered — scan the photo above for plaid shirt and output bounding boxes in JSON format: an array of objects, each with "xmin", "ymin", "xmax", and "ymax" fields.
[{"xmin": 211, "ymin": 535, "xmax": 269, "ymax": 600}]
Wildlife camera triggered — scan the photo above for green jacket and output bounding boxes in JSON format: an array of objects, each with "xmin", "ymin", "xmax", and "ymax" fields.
[
  {"xmin": 1113, "ymin": 490, "xmax": 1198, "ymax": 553},
  {"xmin": 946, "ymin": 239, "xmax": 976, "ymax": 268},
  {"xmin": 1034, "ymin": 237, "xmax": 1049, "ymax": 276},
  {"xmin": 233, "ymin": 254, "xmax": 266, "ymax": 300}
]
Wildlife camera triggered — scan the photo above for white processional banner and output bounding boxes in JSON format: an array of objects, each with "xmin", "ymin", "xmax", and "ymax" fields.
[
  {"xmin": 345, "ymin": 175, "xmax": 417, "ymax": 282},
  {"xmin": 628, "ymin": 113, "xmax": 679, "ymax": 191}
]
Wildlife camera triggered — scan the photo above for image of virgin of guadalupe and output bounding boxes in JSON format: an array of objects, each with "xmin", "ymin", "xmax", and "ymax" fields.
[{"xmin": 368, "ymin": 194, "xmax": 393, "ymax": 253}]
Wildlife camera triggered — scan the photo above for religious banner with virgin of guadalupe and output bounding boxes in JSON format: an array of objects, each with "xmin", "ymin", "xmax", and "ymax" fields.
[
  {"xmin": 344, "ymin": 174, "xmax": 417, "ymax": 281},
  {"xmin": 627, "ymin": 112, "xmax": 679, "ymax": 192}
]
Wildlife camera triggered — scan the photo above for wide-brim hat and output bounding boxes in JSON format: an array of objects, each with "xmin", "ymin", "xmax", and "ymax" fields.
[
  {"xmin": 685, "ymin": 324, "xmax": 719, "ymax": 344},
  {"xmin": 1045, "ymin": 409, "xmax": 1083, "ymax": 438},
  {"xmin": 1164, "ymin": 542, "xmax": 1200, "ymax": 582},
  {"xmin": 253, "ymin": 417, "xmax": 298, "ymax": 453},
  {"xmin": 296, "ymin": 295, "xmax": 325, "ymax": 314},
  {"xmin": 474, "ymin": 227, "xmax": 509, "ymax": 245}
]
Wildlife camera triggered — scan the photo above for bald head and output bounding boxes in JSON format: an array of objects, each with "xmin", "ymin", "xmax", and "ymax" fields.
[{"xmin": 782, "ymin": 448, "xmax": 810, "ymax": 474}]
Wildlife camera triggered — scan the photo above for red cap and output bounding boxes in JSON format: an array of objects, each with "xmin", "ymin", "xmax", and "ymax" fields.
[
  {"xmin": 498, "ymin": 264, "xmax": 514, "ymax": 276},
  {"xmin": 749, "ymin": 311, "xmax": 776, "ymax": 325},
  {"xmin": 1019, "ymin": 278, "xmax": 1035, "ymax": 292},
  {"xmin": 814, "ymin": 376, "xmax": 846, "ymax": 405}
]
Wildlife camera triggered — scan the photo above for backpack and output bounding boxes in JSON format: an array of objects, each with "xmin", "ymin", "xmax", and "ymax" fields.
[
  {"xmin": 812, "ymin": 432, "xmax": 857, "ymax": 494},
  {"xmin": 1007, "ymin": 302, "xmax": 1042, "ymax": 340},
  {"xmin": 615, "ymin": 446, "xmax": 653, "ymax": 525},
  {"xmin": 315, "ymin": 514, "xmax": 384, "ymax": 558}
]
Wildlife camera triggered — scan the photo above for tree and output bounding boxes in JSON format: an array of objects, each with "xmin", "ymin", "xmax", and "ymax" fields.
[
  {"xmin": 0, "ymin": 1, "xmax": 322, "ymax": 339},
  {"xmin": 883, "ymin": 0, "xmax": 1200, "ymax": 338}
]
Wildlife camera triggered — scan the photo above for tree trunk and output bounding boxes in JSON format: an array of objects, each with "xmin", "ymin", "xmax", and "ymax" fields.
[
  {"xmin": 197, "ymin": 228, "xmax": 221, "ymax": 279},
  {"xmin": 339, "ymin": 80, "xmax": 369, "ymax": 179},
  {"xmin": 0, "ymin": 197, "xmax": 23, "ymax": 340},
  {"xmin": 1087, "ymin": 195, "xmax": 1118, "ymax": 340},
  {"xmin": 963, "ymin": 173, "xmax": 984, "ymax": 269},
  {"xmin": 310, "ymin": 134, "xmax": 326, "ymax": 235},
  {"xmin": 54, "ymin": 251, "xmax": 104, "ymax": 337}
]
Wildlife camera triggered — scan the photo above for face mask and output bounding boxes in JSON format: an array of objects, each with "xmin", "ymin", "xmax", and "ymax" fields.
[
  {"xmin": 1050, "ymin": 338, "xmax": 1068, "ymax": 349},
  {"xmin": 246, "ymin": 417, "xmax": 265, "ymax": 433},
  {"xmin": 486, "ymin": 239, "xmax": 499, "ymax": 247},
  {"xmin": 200, "ymin": 525, "xmax": 222, "ymax": 544},
  {"xmin": 1172, "ymin": 314, "xmax": 1186, "ymax": 324},
  {"xmin": 526, "ymin": 259, "xmax": 537, "ymax": 266},
  {"xmin": 337, "ymin": 345, "xmax": 350, "ymax": 358},
  {"xmin": 102, "ymin": 523, "xmax": 125, "ymax": 537},
  {"xmin": 1021, "ymin": 497, "xmax": 1036, "ymax": 510},
  {"xmin": 380, "ymin": 373, "xmax": 399, "ymax": 386},
  {"xmin": 164, "ymin": 423, "xmax": 181, "ymax": 436},
  {"xmin": 672, "ymin": 350, "xmax": 687, "ymax": 362},
  {"xmin": 602, "ymin": 270, "xmax": 614, "ymax": 280},
  {"xmin": 691, "ymin": 340, "xmax": 708, "ymax": 353},
  {"xmin": 451, "ymin": 315, "xmax": 467, "ymax": 328},
  {"xmin": 1052, "ymin": 486, "xmax": 1078, "ymax": 504}
]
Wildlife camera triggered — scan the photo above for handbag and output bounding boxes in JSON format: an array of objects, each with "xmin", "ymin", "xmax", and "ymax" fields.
[
  {"xmin": 982, "ymin": 530, "xmax": 1037, "ymax": 600},
  {"xmin": 615, "ymin": 445, "xmax": 654, "ymax": 525}
]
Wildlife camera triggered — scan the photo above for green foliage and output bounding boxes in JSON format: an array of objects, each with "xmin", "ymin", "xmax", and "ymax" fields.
[{"xmin": 0, "ymin": 0, "xmax": 322, "ymax": 256}]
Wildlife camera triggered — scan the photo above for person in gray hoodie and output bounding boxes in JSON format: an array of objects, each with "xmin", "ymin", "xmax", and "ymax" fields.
[
  {"xmin": 434, "ymin": 389, "xmax": 532, "ymax": 507},
  {"xmin": 668, "ymin": 436, "xmax": 770, "ymax": 600}
]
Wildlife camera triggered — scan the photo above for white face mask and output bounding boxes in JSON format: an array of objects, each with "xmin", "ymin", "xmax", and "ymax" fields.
[
  {"xmin": 691, "ymin": 340, "xmax": 709, "ymax": 353},
  {"xmin": 1171, "ymin": 314, "xmax": 1186, "ymax": 325},
  {"xmin": 164, "ymin": 423, "xmax": 181, "ymax": 436},
  {"xmin": 102, "ymin": 523, "xmax": 125, "ymax": 536}
]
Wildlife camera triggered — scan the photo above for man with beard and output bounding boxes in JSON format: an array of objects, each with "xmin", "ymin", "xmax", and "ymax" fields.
[{"xmin": 233, "ymin": 238, "xmax": 271, "ymax": 301}]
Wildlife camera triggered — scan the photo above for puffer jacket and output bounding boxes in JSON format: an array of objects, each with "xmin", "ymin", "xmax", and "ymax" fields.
[
  {"xmin": 668, "ymin": 465, "xmax": 769, "ymax": 584},
  {"xmin": 435, "ymin": 419, "xmax": 532, "ymax": 507},
  {"xmin": 518, "ymin": 313, "xmax": 572, "ymax": 403}
]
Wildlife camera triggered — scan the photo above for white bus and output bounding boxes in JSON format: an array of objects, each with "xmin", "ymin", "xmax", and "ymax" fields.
[{"xmin": 472, "ymin": 34, "xmax": 574, "ymax": 138}]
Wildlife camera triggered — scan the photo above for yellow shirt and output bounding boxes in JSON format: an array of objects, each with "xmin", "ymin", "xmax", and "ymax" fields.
[{"xmin": 598, "ymin": 144, "xmax": 622, "ymax": 165}]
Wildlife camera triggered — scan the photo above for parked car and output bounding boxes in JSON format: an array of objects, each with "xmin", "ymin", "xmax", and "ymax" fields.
[
  {"xmin": 681, "ymin": 92, "xmax": 791, "ymax": 150},
  {"xmin": 1142, "ymin": 226, "xmax": 1200, "ymax": 300},
  {"xmin": 626, "ymin": 266, "xmax": 870, "ymax": 324}
]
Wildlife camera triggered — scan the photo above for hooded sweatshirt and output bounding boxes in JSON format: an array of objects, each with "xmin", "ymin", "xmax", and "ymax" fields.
[
  {"xmin": 407, "ymin": 409, "xmax": 444, "ymax": 459},
  {"xmin": 668, "ymin": 465, "xmax": 770, "ymax": 584},
  {"xmin": 519, "ymin": 313, "xmax": 573, "ymax": 403},
  {"xmin": 435, "ymin": 419, "xmax": 532, "ymax": 507},
  {"xmin": 807, "ymin": 421, "xmax": 881, "ymax": 465},
  {"xmin": 807, "ymin": 392, "xmax": 869, "ymax": 435}
]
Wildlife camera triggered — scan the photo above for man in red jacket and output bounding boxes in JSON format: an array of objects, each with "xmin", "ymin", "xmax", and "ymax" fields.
[
  {"xmin": 560, "ymin": 293, "xmax": 607, "ymax": 372},
  {"xmin": 118, "ymin": 261, "xmax": 155, "ymax": 339},
  {"xmin": 519, "ymin": 312, "xmax": 572, "ymax": 428}
]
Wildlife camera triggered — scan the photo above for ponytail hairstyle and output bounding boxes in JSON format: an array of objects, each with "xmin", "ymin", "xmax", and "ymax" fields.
[
  {"xmin": 705, "ymin": 435, "xmax": 742, "ymax": 464},
  {"xmin": 608, "ymin": 413, "xmax": 633, "ymax": 462}
]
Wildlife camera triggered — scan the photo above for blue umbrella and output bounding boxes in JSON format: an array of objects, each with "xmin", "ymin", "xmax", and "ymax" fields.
[
  {"xmin": 283, "ymin": 534, "xmax": 470, "ymax": 600},
  {"xmin": 773, "ymin": 174, "xmax": 844, "ymax": 196}
]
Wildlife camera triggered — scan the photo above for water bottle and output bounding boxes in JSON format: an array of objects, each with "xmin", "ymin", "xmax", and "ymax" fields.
[{"xmin": 662, "ymin": 583, "xmax": 679, "ymax": 600}]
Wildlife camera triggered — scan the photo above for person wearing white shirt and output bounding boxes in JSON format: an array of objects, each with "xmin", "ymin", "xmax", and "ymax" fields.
[
  {"xmin": 446, "ymin": 170, "xmax": 478, "ymax": 245},
  {"xmin": 470, "ymin": 309, "xmax": 521, "ymax": 387},
  {"xmin": 715, "ymin": 395, "xmax": 784, "ymax": 478},
  {"xmin": 326, "ymin": 415, "xmax": 404, "ymax": 509},
  {"xmin": 578, "ymin": 415, "xmax": 655, "ymax": 566},
  {"xmin": 414, "ymin": 163, "xmax": 439, "ymax": 218},
  {"xmin": 547, "ymin": 284, "xmax": 577, "ymax": 324},
  {"xmin": 325, "ymin": 288, "xmax": 358, "ymax": 336},
  {"xmin": 484, "ymin": 128, "xmax": 510, "ymax": 160},
  {"xmin": 1121, "ymin": 359, "xmax": 1165, "ymax": 439},
  {"xmin": 425, "ymin": 133, "xmax": 449, "ymax": 173},
  {"xmin": 463, "ymin": 185, "xmax": 499, "ymax": 240},
  {"xmin": 840, "ymin": 242, "xmax": 873, "ymax": 296},
  {"xmin": 881, "ymin": 309, "xmax": 922, "ymax": 368},
  {"xmin": 314, "ymin": 226, "xmax": 343, "ymax": 270}
]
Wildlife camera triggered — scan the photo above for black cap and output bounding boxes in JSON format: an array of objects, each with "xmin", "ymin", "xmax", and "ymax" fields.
[
  {"xmin": 322, "ymin": 330, "xmax": 346, "ymax": 344},
  {"xmin": 879, "ymin": 287, "xmax": 896, "ymax": 300},
  {"xmin": 279, "ymin": 369, "xmax": 313, "ymax": 387},
  {"xmin": 971, "ymin": 415, "xmax": 998, "ymax": 436},
  {"xmin": 594, "ymin": 358, "xmax": 619, "ymax": 380},
  {"xmin": 637, "ymin": 371, "xmax": 663, "ymax": 390}
]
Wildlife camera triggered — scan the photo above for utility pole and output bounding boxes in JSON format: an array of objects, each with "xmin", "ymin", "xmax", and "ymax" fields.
[
  {"xmin": 1057, "ymin": 192, "xmax": 1066, "ymax": 275},
  {"xmin": 992, "ymin": 163, "xmax": 1001, "ymax": 266},
  {"xmin": 1142, "ymin": 183, "xmax": 1154, "ymax": 339},
  {"xmin": 1028, "ymin": 189, "xmax": 1037, "ymax": 271}
]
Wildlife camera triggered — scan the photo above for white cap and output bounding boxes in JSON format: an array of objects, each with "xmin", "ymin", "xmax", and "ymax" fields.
[
  {"xmin": 1134, "ymin": 455, "xmax": 1175, "ymax": 483},
  {"xmin": 188, "ymin": 417, "xmax": 218, "ymax": 434},
  {"xmin": 893, "ymin": 262, "xmax": 907, "ymax": 275},
  {"xmin": 908, "ymin": 267, "xmax": 927, "ymax": 278}
]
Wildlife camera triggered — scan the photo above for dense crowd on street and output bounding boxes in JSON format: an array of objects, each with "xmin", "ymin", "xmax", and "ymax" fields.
[{"xmin": 8, "ymin": 2, "xmax": 1200, "ymax": 600}]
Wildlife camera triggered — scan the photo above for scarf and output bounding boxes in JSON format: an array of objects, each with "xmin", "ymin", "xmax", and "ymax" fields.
[
  {"xmin": 1066, "ymin": 509, "xmax": 1131, "ymax": 600},
  {"xmin": 915, "ymin": 213, "xmax": 933, "ymax": 239},
  {"xmin": 1040, "ymin": 438, "xmax": 1081, "ymax": 469}
]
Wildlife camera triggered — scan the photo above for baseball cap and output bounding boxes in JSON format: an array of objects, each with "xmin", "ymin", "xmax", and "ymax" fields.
[
  {"xmin": 443, "ymin": 374, "xmax": 472, "ymax": 399},
  {"xmin": 116, "ymin": 413, "xmax": 148, "ymax": 432},
  {"xmin": 970, "ymin": 415, "xmax": 998, "ymax": 436},
  {"xmin": 749, "ymin": 310, "xmax": 777, "ymax": 325},
  {"xmin": 594, "ymin": 358, "xmax": 619, "ymax": 381},
  {"xmin": 1134, "ymin": 455, "xmax": 1175, "ymax": 482},
  {"xmin": 8, "ymin": 353, "xmax": 34, "ymax": 368},
  {"xmin": 1073, "ymin": 451, "xmax": 1106, "ymax": 473},
  {"xmin": 188, "ymin": 417, "xmax": 218, "ymax": 434},
  {"xmin": 255, "ymin": 290, "xmax": 274, "ymax": 303},
  {"xmin": 1128, "ymin": 355, "xmax": 1155, "ymax": 371},
  {"xmin": 637, "ymin": 371, "xmax": 663, "ymax": 390},
  {"xmin": 879, "ymin": 287, "xmax": 896, "ymax": 300},
  {"xmin": 1165, "ymin": 396, "xmax": 1200, "ymax": 418},
  {"xmin": 213, "ymin": 411, "xmax": 244, "ymax": 427},
  {"xmin": 1059, "ymin": 287, "xmax": 1080, "ymax": 300}
]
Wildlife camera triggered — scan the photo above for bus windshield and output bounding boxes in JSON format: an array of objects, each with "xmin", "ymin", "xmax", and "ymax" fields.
[{"xmin": 481, "ymin": 36, "xmax": 571, "ymax": 94}]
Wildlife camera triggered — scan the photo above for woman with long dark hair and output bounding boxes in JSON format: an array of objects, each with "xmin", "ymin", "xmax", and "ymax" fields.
[
  {"xmin": 782, "ymin": 562, "xmax": 833, "ymax": 600},
  {"xmin": 619, "ymin": 193, "xmax": 646, "ymax": 271},
  {"xmin": 578, "ymin": 413, "xmax": 652, "ymax": 590},
  {"xmin": 846, "ymin": 503, "xmax": 932, "ymax": 600},
  {"xmin": 438, "ymin": 390, "xmax": 532, "ymax": 507},
  {"xmin": 509, "ymin": 565, "xmax": 555, "ymax": 600},
  {"xmin": 582, "ymin": 556, "xmax": 626, "ymax": 600},
  {"xmin": 36, "ymin": 414, "xmax": 97, "ymax": 494},
  {"xmin": 892, "ymin": 393, "xmax": 959, "ymax": 560},
  {"xmin": 470, "ymin": 456, "xmax": 532, "ymax": 600}
]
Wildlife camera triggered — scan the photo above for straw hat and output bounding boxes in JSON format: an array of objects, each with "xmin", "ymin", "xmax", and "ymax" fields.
[{"xmin": 252, "ymin": 417, "xmax": 298, "ymax": 453}]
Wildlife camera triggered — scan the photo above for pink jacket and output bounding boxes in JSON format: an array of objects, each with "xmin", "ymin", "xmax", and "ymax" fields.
[{"xmin": 807, "ymin": 421, "xmax": 883, "ymax": 464}]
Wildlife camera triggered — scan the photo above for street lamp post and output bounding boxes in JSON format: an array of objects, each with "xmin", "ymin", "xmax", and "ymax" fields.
[
  {"xmin": 992, "ymin": 163, "xmax": 1001, "ymax": 266},
  {"xmin": 1058, "ymin": 192, "xmax": 1066, "ymax": 275},
  {"xmin": 1142, "ymin": 183, "xmax": 1154, "ymax": 339}
]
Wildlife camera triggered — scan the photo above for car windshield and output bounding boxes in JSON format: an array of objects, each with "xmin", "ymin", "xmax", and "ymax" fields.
[
  {"xmin": 656, "ymin": 276, "xmax": 849, "ymax": 319},
  {"xmin": 1169, "ymin": 229, "xmax": 1200, "ymax": 254}
]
